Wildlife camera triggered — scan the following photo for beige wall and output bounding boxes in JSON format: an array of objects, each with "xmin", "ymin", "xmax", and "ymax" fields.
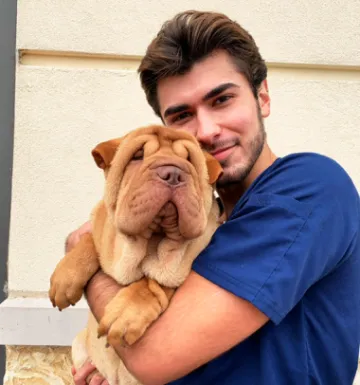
[
  {"xmin": 4, "ymin": 0, "xmax": 360, "ymax": 382},
  {"xmin": 10, "ymin": 0, "xmax": 360, "ymax": 296}
]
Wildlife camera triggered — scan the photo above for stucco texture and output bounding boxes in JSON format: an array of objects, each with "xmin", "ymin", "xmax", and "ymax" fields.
[
  {"xmin": 17, "ymin": 0, "xmax": 360, "ymax": 66},
  {"xmin": 9, "ymin": 65, "xmax": 360, "ymax": 293}
]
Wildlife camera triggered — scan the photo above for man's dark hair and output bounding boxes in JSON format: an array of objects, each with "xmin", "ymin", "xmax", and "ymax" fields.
[{"xmin": 138, "ymin": 10, "xmax": 268, "ymax": 117}]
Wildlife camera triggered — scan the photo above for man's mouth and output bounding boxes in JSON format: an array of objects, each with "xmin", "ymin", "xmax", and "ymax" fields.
[{"xmin": 211, "ymin": 145, "xmax": 235, "ymax": 162}]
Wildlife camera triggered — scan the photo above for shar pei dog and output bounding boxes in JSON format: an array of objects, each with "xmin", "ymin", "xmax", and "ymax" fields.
[{"xmin": 49, "ymin": 124, "xmax": 224, "ymax": 384}]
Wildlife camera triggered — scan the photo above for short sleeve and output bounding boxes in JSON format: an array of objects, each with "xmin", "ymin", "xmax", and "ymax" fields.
[{"xmin": 192, "ymin": 192, "xmax": 350, "ymax": 324}]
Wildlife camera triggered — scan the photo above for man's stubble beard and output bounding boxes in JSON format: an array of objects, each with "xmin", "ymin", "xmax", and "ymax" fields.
[{"xmin": 217, "ymin": 104, "xmax": 266, "ymax": 187}]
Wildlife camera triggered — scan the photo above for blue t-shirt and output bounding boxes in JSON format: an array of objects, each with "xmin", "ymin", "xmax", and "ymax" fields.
[{"xmin": 170, "ymin": 152, "xmax": 360, "ymax": 385}]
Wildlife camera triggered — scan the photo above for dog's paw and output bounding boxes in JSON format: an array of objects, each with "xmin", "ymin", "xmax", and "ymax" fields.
[
  {"xmin": 49, "ymin": 262, "xmax": 85, "ymax": 310},
  {"xmin": 97, "ymin": 280, "xmax": 163, "ymax": 347}
]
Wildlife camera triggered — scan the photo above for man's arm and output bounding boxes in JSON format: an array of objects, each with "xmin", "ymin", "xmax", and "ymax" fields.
[
  {"xmin": 65, "ymin": 221, "xmax": 92, "ymax": 253},
  {"xmin": 86, "ymin": 270, "xmax": 269, "ymax": 385}
]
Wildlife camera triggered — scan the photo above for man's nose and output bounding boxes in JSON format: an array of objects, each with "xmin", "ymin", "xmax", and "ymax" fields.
[{"xmin": 195, "ymin": 112, "xmax": 221, "ymax": 145}]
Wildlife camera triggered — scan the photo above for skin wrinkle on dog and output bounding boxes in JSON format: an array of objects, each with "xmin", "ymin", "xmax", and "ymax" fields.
[{"xmin": 49, "ymin": 125, "xmax": 223, "ymax": 385}]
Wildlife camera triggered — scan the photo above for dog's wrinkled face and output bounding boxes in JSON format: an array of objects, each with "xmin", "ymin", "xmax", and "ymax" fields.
[{"xmin": 92, "ymin": 125, "xmax": 222, "ymax": 240}]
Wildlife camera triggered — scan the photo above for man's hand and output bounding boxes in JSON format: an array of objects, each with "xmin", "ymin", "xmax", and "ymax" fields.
[
  {"xmin": 72, "ymin": 362, "xmax": 109, "ymax": 385},
  {"xmin": 65, "ymin": 220, "xmax": 92, "ymax": 252}
]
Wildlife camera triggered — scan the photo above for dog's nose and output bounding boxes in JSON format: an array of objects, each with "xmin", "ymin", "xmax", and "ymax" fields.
[{"xmin": 156, "ymin": 165, "xmax": 185, "ymax": 186}]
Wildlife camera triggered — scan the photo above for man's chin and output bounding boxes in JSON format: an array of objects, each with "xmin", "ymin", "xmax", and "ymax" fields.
[{"xmin": 216, "ymin": 162, "xmax": 253, "ymax": 186}]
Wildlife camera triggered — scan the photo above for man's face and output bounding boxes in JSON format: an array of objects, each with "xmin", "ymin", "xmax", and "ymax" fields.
[{"xmin": 157, "ymin": 50, "xmax": 271, "ymax": 186}]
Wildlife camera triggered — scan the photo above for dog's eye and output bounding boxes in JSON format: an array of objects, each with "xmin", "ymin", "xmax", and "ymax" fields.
[{"xmin": 132, "ymin": 149, "xmax": 144, "ymax": 161}]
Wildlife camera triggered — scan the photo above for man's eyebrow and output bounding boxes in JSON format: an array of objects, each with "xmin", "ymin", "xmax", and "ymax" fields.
[
  {"xmin": 164, "ymin": 103, "xmax": 190, "ymax": 119},
  {"xmin": 203, "ymin": 82, "xmax": 239, "ymax": 101},
  {"xmin": 163, "ymin": 83, "xmax": 239, "ymax": 119}
]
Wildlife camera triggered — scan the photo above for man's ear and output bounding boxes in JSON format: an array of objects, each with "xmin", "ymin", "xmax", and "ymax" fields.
[
  {"xmin": 91, "ymin": 138, "xmax": 122, "ymax": 170},
  {"xmin": 203, "ymin": 151, "xmax": 223, "ymax": 184},
  {"xmin": 257, "ymin": 79, "xmax": 271, "ymax": 119}
]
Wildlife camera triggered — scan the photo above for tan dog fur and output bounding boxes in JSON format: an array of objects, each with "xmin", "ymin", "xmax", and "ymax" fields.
[{"xmin": 49, "ymin": 125, "xmax": 223, "ymax": 385}]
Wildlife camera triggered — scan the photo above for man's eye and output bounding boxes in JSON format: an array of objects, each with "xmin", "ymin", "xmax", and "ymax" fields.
[
  {"xmin": 132, "ymin": 149, "xmax": 144, "ymax": 160},
  {"xmin": 214, "ymin": 95, "xmax": 232, "ymax": 105},
  {"xmin": 173, "ymin": 111, "xmax": 192, "ymax": 123}
]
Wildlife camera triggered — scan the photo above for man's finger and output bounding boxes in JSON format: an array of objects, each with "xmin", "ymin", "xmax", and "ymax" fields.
[
  {"xmin": 73, "ymin": 361, "xmax": 97, "ymax": 384},
  {"xmin": 89, "ymin": 373, "xmax": 107, "ymax": 385}
]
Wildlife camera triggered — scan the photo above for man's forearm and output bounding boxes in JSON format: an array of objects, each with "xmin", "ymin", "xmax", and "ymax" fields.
[
  {"xmin": 84, "ymin": 271, "xmax": 268, "ymax": 385},
  {"xmin": 104, "ymin": 272, "xmax": 267, "ymax": 385},
  {"xmin": 85, "ymin": 270, "xmax": 122, "ymax": 321}
]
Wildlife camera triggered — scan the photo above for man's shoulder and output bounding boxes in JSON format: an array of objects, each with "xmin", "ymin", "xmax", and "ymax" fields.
[
  {"xmin": 242, "ymin": 151, "xmax": 360, "ymax": 229},
  {"xmin": 258, "ymin": 151, "xmax": 358, "ymax": 200},
  {"xmin": 275, "ymin": 151, "xmax": 350, "ymax": 182}
]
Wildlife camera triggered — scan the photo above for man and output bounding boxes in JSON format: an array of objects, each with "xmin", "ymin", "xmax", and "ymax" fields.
[{"xmin": 71, "ymin": 10, "xmax": 360, "ymax": 385}]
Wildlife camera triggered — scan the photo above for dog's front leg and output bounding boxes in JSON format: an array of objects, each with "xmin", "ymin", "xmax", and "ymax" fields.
[
  {"xmin": 97, "ymin": 277, "xmax": 175, "ymax": 347},
  {"xmin": 49, "ymin": 233, "xmax": 100, "ymax": 310}
]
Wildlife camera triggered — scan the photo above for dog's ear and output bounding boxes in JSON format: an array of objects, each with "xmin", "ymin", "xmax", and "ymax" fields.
[
  {"xmin": 203, "ymin": 151, "xmax": 223, "ymax": 184},
  {"xmin": 91, "ymin": 138, "xmax": 122, "ymax": 170}
]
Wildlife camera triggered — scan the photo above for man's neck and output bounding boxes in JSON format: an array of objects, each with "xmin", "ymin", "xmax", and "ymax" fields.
[{"xmin": 218, "ymin": 143, "xmax": 277, "ymax": 218}]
